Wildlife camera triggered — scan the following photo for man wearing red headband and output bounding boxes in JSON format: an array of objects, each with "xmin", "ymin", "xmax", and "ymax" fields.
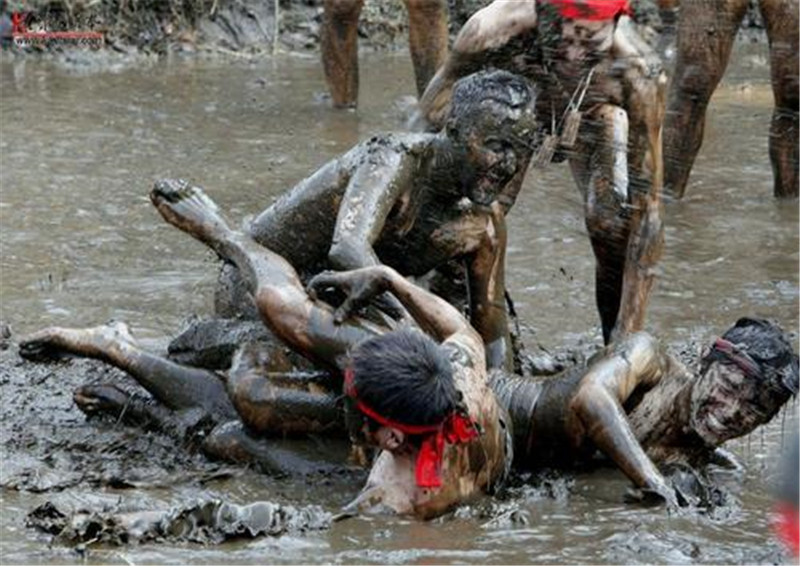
[{"xmin": 416, "ymin": 0, "xmax": 668, "ymax": 346}]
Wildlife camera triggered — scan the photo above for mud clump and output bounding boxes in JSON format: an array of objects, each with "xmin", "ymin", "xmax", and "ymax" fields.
[{"xmin": 26, "ymin": 498, "xmax": 331, "ymax": 546}]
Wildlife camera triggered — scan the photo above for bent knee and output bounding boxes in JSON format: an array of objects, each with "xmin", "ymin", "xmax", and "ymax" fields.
[
  {"xmin": 623, "ymin": 331, "xmax": 659, "ymax": 357},
  {"xmin": 672, "ymin": 63, "xmax": 722, "ymax": 101},
  {"xmin": 228, "ymin": 374, "xmax": 283, "ymax": 433}
]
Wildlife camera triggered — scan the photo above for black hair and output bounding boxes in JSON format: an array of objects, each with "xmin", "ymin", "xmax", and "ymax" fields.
[
  {"xmin": 349, "ymin": 328, "xmax": 458, "ymax": 428},
  {"xmin": 709, "ymin": 317, "xmax": 799, "ymax": 397},
  {"xmin": 448, "ymin": 69, "xmax": 536, "ymax": 134}
]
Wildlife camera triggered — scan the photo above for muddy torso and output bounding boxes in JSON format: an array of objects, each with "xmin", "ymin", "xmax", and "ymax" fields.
[
  {"xmin": 453, "ymin": 20, "xmax": 662, "ymax": 153},
  {"xmin": 492, "ymin": 358, "xmax": 703, "ymax": 471},
  {"xmin": 250, "ymin": 133, "xmax": 484, "ymax": 279}
]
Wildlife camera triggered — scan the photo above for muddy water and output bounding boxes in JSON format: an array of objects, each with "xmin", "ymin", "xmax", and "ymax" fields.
[{"xmin": 1, "ymin": 43, "xmax": 797, "ymax": 564}]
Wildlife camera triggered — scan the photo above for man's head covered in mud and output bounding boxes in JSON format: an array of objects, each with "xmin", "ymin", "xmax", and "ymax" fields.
[
  {"xmin": 445, "ymin": 69, "xmax": 537, "ymax": 206},
  {"xmin": 537, "ymin": 0, "xmax": 630, "ymax": 68},
  {"xmin": 691, "ymin": 317, "xmax": 799, "ymax": 446},
  {"xmin": 344, "ymin": 328, "xmax": 478, "ymax": 488}
]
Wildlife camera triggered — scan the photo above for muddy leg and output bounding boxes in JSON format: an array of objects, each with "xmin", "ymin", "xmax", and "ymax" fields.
[
  {"xmin": 663, "ymin": 0, "xmax": 748, "ymax": 199},
  {"xmin": 226, "ymin": 343, "xmax": 343, "ymax": 436},
  {"xmin": 570, "ymin": 106, "xmax": 634, "ymax": 343},
  {"xmin": 404, "ymin": 0, "xmax": 449, "ymax": 97},
  {"xmin": 73, "ymin": 383, "xmax": 174, "ymax": 429},
  {"xmin": 19, "ymin": 322, "xmax": 236, "ymax": 420},
  {"xmin": 202, "ymin": 421, "xmax": 344, "ymax": 475},
  {"xmin": 760, "ymin": 0, "xmax": 799, "ymax": 198},
  {"xmin": 321, "ymin": 0, "xmax": 364, "ymax": 109},
  {"xmin": 151, "ymin": 179, "xmax": 376, "ymax": 368},
  {"xmin": 655, "ymin": 0, "xmax": 680, "ymax": 61}
]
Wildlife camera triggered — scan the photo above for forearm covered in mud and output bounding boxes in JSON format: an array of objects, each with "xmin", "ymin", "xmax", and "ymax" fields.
[
  {"xmin": 328, "ymin": 149, "xmax": 417, "ymax": 271},
  {"xmin": 383, "ymin": 268, "xmax": 472, "ymax": 343},
  {"xmin": 467, "ymin": 204, "xmax": 511, "ymax": 370}
]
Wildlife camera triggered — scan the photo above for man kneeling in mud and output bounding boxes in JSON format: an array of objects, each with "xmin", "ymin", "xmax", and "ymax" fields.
[
  {"xmin": 205, "ymin": 68, "xmax": 537, "ymax": 372},
  {"xmin": 20, "ymin": 182, "xmax": 510, "ymax": 520}
]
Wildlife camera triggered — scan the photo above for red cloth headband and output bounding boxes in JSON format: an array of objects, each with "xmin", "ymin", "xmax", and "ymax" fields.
[
  {"xmin": 344, "ymin": 367, "xmax": 479, "ymax": 488},
  {"xmin": 544, "ymin": 0, "xmax": 631, "ymax": 21},
  {"xmin": 709, "ymin": 338, "xmax": 763, "ymax": 378}
]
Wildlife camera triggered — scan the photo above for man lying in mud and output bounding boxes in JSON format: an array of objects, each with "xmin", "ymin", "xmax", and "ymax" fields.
[
  {"xmin": 208, "ymin": 68, "xmax": 537, "ymax": 371},
  {"xmin": 489, "ymin": 316, "xmax": 798, "ymax": 506},
  {"xmin": 21, "ymin": 182, "xmax": 511, "ymax": 520},
  {"xmin": 21, "ymin": 184, "xmax": 798, "ymax": 510},
  {"xmin": 415, "ymin": 0, "xmax": 667, "ymax": 344}
]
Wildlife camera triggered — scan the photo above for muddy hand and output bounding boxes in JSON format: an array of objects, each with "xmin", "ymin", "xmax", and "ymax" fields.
[
  {"xmin": 307, "ymin": 267, "xmax": 391, "ymax": 324},
  {"xmin": 624, "ymin": 481, "xmax": 681, "ymax": 509}
]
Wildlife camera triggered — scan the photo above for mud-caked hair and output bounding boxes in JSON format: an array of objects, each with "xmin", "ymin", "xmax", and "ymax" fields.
[
  {"xmin": 349, "ymin": 328, "xmax": 458, "ymax": 427},
  {"xmin": 447, "ymin": 70, "xmax": 537, "ymax": 139},
  {"xmin": 705, "ymin": 317, "xmax": 799, "ymax": 398}
]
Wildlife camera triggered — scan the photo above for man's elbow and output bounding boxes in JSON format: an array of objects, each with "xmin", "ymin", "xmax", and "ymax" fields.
[{"xmin": 328, "ymin": 239, "xmax": 368, "ymax": 270}]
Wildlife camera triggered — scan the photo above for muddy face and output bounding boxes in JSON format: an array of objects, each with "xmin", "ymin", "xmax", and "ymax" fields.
[
  {"xmin": 452, "ymin": 108, "xmax": 537, "ymax": 206},
  {"xmin": 689, "ymin": 361, "xmax": 788, "ymax": 446},
  {"xmin": 559, "ymin": 19, "xmax": 615, "ymax": 64}
]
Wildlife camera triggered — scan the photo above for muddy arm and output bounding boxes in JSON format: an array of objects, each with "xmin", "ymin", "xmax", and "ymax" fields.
[
  {"xmin": 467, "ymin": 203, "xmax": 512, "ymax": 370},
  {"xmin": 415, "ymin": 0, "xmax": 538, "ymax": 130},
  {"xmin": 566, "ymin": 333, "xmax": 676, "ymax": 503},
  {"xmin": 310, "ymin": 263, "xmax": 476, "ymax": 346},
  {"xmin": 328, "ymin": 148, "xmax": 417, "ymax": 271}
]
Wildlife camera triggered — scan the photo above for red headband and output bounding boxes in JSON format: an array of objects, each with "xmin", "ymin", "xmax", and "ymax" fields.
[
  {"xmin": 707, "ymin": 338, "xmax": 763, "ymax": 378},
  {"xmin": 545, "ymin": 0, "xmax": 631, "ymax": 21},
  {"xmin": 344, "ymin": 367, "xmax": 479, "ymax": 488}
]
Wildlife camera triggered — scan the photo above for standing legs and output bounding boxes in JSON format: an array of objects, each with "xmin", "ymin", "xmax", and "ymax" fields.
[
  {"xmin": 404, "ymin": 0, "xmax": 449, "ymax": 97},
  {"xmin": 321, "ymin": 0, "xmax": 365, "ymax": 108},
  {"xmin": 760, "ymin": 0, "xmax": 799, "ymax": 198},
  {"xmin": 321, "ymin": 0, "xmax": 449, "ymax": 107},
  {"xmin": 570, "ymin": 104, "xmax": 664, "ymax": 344},
  {"xmin": 663, "ymin": 0, "xmax": 748, "ymax": 198}
]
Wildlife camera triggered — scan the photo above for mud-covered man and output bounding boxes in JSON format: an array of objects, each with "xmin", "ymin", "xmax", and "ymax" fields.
[
  {"xmin": 416, "ymin": 0, "xmax": 668, "ymax": 344},
  {"xmin": 21, "ymin": 180, "xmax": 799, "ymax": 509},
  {"xmin": 21, "ymin": 182, "xmax": 512, "ymax": 519},
  {"xmin": 216, "ymin": 69, "xmax": 537, "ymax": 371},
  {"xmin": 490, "ymin": 316, "xmax": 798, "ymax": 505}
]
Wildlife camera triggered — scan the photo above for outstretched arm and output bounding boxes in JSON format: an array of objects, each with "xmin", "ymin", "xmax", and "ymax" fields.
[
  {"xmin": 565, "ymin": 332, "xmax": 676, "ymax": 504},
  {"xmin": 415, "ymin": 0, "xmax": 538, "ymax": 130}
]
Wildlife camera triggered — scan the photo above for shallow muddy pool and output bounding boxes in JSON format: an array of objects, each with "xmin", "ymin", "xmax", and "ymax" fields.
[{"xmin": 1, "ymin": 42, "xmax": 797, "ymax": 564}]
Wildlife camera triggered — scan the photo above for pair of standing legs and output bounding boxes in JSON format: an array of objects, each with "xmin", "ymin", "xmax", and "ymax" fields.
[
  {"xmin": 321, "ymin": 0, "xmax": 449, "ymax": 107},
  {"xmin": 664, "ymin": 0, "xmax": 799, "ymax": 198}
]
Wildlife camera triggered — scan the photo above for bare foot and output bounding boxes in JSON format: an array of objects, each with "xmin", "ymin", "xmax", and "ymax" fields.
[
  {"xmin": 19, "ymin": 321, "xmax": 136, "ymax": 363},
  {"xmin": 150, "ymin": 179, "xmax": 232, "ymax": 247}
]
